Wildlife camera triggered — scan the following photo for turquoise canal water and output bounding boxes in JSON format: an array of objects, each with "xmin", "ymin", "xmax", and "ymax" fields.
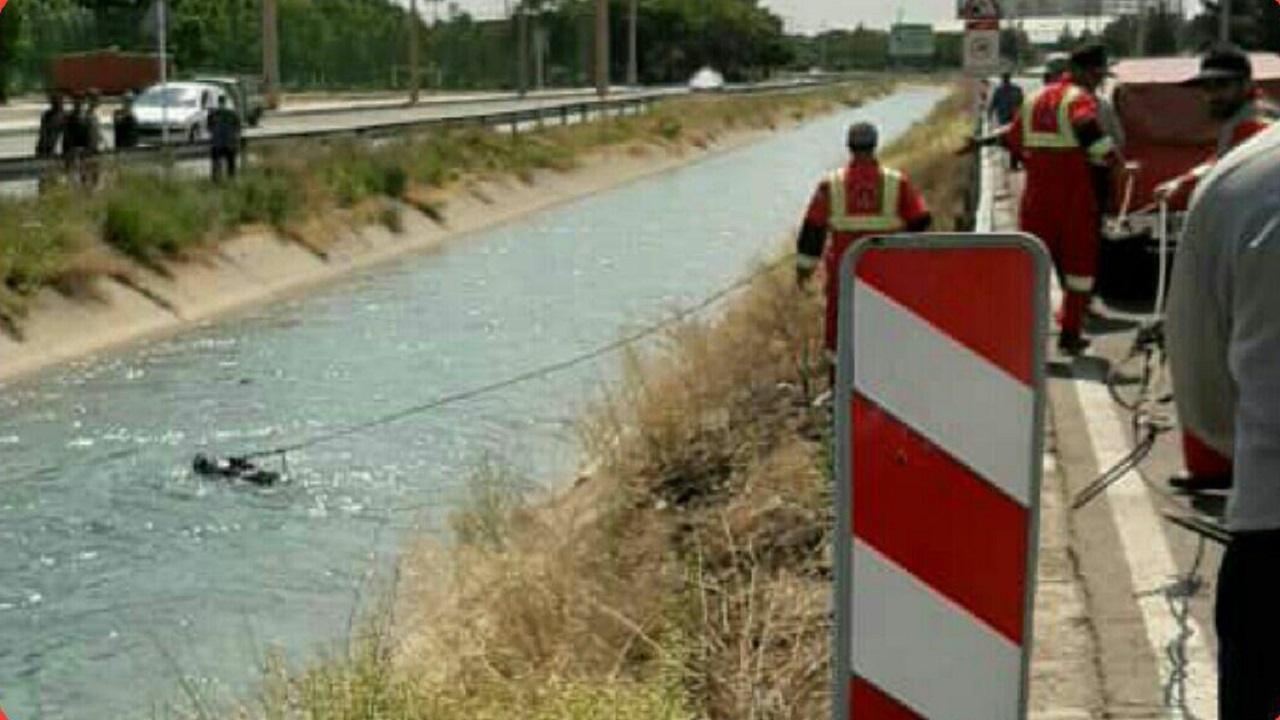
[{"xmin": 0, "ymin": 87, "xmax": 945, "ymax": 720}]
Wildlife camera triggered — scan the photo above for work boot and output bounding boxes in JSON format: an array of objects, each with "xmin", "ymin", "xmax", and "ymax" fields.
[
  {"xmin": 1057, "ymin": 331, "xmax": 1091, "ymax": 356},
  {"xmin": 1169, "ymin": 471, "xmax": 1233, "ymax": 493}
]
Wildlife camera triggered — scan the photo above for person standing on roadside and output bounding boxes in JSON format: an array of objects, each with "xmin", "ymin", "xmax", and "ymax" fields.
[
  {"xmin": 1156, "ymin": 45, "xmax": 1277, "ymax": 494},
  {"xmin": 82, "ymin": 91, "xmax": 104, "ymax": 187},
  {"xmin": 207, "ymin": 95, "xmax": 242, "ymax": 182},
  {"xmin": 62, "ymin": 95, "xmax": 90, "ymax": 185},
  {"xmin": 1166, "ymin": 122, "xmax": 1280, "ymax": 720},
  {"xmin": 965, "ymin": 43, "xmax": 1127, "ymax": 355},
  {"xmin": 114, "ymin": 91, "xmax": 141, "ymax": 150},
  {"xmin": 988, "ymin": 72, "xmax": 1025, "ymax": 169},
  {"xmin": 795, "ymin": 121, "xmax": 932, "ymax": 378},
  {"xmin": 36, "ymin": 93, "xmax": 67, "ymax": 158}
]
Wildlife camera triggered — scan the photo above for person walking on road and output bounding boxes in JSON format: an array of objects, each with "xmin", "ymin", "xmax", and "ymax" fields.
[
  {"xmin": 1157, "ymin": 45, "xmax": 1277, "ymax": 494},
  {"xmin": 795, "ymin": 121, "xmax": 932, "ymax": 371},
  {"xmin": 1166, "ymin": 122, "xmax": 1280, "ymax": 720},
  {"xmin": 114, "ymin": 91, "xmax": 141, "ymax": 151},
  {"xmin": 988, "ymin": 72, "xmax": 1025, "ymax": 169},
  {"xmin": 982, "ymin": 43, "xmax": 1126, "ymax": 355},
  {"xmin": 208, "ymin": 95, "xmax": 243, "ymax": 182}
]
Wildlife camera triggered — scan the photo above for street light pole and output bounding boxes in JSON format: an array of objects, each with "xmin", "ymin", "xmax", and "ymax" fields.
[
  {"xmin": 1218, "ymin": 0, "xmax": 1231, "ymax": 42},
  {"xmin": 517, "ymin": 1, "xmax": 530, "ymax": 96},
  {"xmin": 627, "ymin": 0, "xmax": 638, "ymax": 86},
  {"xmin": 408, "ymin": 0, "xmax": 421, "ymax": 104},
  {"xmin": 262, "ymin": 0, "xmax": 280, "ymax": 109},
  {"xmin": 595, "ymin": 0, "xmax": 609, "ymax": 97}
]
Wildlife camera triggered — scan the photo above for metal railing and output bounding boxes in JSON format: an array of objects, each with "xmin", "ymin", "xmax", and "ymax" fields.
[
  {"xmin": 2, "ymin": 78, "xmax": 865, "ymax": 185},
  {"xmin": 0, "ymin": 94, "xmax": 661, "ymax": 184}
]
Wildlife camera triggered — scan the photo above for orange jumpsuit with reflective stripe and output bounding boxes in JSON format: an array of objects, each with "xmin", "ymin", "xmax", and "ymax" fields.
[
  {"xmin": 1007, "ymin": 77, "xmax": 1118, "ymax": 336},
  {"xmin": 799, "ymin": 158, "xmax": 930, "ymax": 352}
]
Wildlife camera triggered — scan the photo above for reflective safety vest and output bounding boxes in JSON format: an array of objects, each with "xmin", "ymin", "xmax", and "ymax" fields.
[
  {"xmin": 827, "ymin": 165, "xmax": 904, "ymax": 234},
  {"xmin": 1022, "ymin": 84, "xmax": 1084, "ymax": 150},
  {"xmin": 1022, "ymin": 84, "xmax": 1114, "ymax": 163}
]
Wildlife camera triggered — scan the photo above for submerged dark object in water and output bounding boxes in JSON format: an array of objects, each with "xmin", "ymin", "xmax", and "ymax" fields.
[{"xmin": 192, "ymin": 453, "xmax": 280, "ymax": 487}]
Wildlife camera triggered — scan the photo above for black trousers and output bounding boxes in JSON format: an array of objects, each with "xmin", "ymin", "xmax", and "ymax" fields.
[
  {"xmin": 211, "ymin": 147, "xmax": 238, "ymax": 181},
  {"xmin": 1217, "ymin": 528, "xmax": 1280, "ymax": 720}
]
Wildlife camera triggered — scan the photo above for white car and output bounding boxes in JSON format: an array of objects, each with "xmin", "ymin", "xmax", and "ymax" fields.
[
  {"xmin": 688, "ymin": 67, "xmax": 726, "ymax": 93},
  {"xmin": 133, "ymin": 81, "xmax": 228, "ymax": 145}
]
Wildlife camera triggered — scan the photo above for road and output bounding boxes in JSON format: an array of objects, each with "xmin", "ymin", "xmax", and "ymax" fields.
[
  {"xmin": 0, "ymin": 87, "xmax": 682, "ymax": 160},
  {"xmin": 984, "ymin": 159, "xmax": 1222, "ymax": 718}
]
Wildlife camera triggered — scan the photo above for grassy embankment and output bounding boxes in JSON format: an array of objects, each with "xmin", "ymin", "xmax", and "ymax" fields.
[
  {"xmin": 0, "ymin": 82, "xmax": 892, "ymax": 339},
  {"xmin": 223, "ymin": 87, "xmax": 973, "ymax": 720}
]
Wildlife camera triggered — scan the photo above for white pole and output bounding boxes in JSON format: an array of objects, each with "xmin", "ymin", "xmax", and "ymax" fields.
[{"xmin": 159, "ymin": 0, "xmax": 170, "ymax": 147}]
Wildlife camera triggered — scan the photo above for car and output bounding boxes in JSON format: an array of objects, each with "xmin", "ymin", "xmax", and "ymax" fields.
[
  {"xmin": 132, "ymin": 81, "xmax": 228, "ymax": 145},
  {"xmin": 1095, "ymin": 54, "xmax": 1280, "ymax": 305},
  {"xmin": 193, "ymin": 75, "xmax": 266, "ymax": 127},
  {"xmin": 688, "ymin": 67, "xmax": 726, "ymax": 93}
]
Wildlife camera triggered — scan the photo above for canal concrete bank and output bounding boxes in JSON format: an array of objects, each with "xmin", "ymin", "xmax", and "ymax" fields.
[{"xmin": 1, "ymin": 128, "xmax": 776, "ymax": 384}]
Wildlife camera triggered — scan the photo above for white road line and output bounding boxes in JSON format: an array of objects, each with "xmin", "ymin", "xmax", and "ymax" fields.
[{"xmin": 1071, "ymin": 377, "xmax": 1218, "ymax": 719}]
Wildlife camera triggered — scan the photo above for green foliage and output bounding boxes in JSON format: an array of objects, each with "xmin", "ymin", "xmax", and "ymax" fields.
[
  {"xmin": 102, "ymin": 174, "xmax": 216, "ymax": 266},
  {"xmin": 221, "ymin": 167, "xmax": 304, "ymax": 229},
  {"xmin": 0, "ymin": 191, "xmax": 87, "ymax": 295}
]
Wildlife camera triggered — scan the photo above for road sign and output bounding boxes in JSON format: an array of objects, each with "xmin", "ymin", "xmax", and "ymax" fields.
[
  {"xmin": 964, "ymin": 29, "xmax": 1002, "ymax": 75},
  {"xmin": 834, "ymin": 234, "xmax": 1049, "ymax": 720},
  {"xmin": 889, "ymin": 24, "xmax": 936, "ymax": 60},
  {"xmin": 0, "ymin": 0, "xmax": 9, "ymax": 16},
  {"xmin": 959, "ymin": 0, "xmax": 1001, "ymax": 20}
]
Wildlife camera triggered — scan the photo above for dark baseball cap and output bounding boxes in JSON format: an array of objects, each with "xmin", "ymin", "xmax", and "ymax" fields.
[
  {"xmin": 1069, "ymin": 42, "xmax": 1112, "ymax": 74},
  {"xmin": 847, "ymin": 122, "xmax": 879, "ymax": 151},
  {"xmin": 1185, "ymin": 45, "xmax": 1253, "ymax": 85}
]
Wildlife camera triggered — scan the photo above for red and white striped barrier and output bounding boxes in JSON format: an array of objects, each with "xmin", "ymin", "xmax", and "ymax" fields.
[{"xmin": 834, "ymin": 234, "xmax": 1049, "ymax": 720}]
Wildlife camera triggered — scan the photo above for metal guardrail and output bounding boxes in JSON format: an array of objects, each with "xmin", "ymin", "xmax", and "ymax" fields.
[
  {"xmin": 0, "ymin": 95, "xmax": 660, "ymax": 184},
  {"xmin": 0, "ymin": 78, "xmax": 862, "ymax": 185}
]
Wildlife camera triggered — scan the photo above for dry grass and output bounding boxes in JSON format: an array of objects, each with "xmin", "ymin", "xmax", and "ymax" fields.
[{"xmin": 206, "ymin": 84, "xmax": 972, "ymax": 720}]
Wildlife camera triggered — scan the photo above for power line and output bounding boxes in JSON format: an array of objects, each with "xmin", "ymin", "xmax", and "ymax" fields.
[{"xmin": 239, "ymin": 256, "xmax": 793, "ymax": 462}]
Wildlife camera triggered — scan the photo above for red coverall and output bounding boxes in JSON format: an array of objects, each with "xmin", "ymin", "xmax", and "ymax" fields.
[
  {"xmin": 1161, "ymin": 94, "xmax": 1276, "ymax": 486},
  {"xmin": 798, "ymin": 158, "xmax": 931, "ymax": 353},
  {"xmin": 1007, "ymin": 77, "xmax": 1119, "ymax": 337}
]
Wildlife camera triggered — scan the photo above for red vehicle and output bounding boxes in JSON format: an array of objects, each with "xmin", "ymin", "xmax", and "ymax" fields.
[
  {"xmin": 48, "ymin": 49, "xmax": 168, "ymax": 97},
  {"xmin": 1098, "ymin": 54, "xmax": 1280, "ymax": 304}
]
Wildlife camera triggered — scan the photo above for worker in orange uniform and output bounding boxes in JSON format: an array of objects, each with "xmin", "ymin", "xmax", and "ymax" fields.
[
  {"xmin": 1156, "ymin": 45, "xmax": 1277, "ymax": 494},
  {"xmin": 1156, "ymin": 45, "xmax": 1278, "ymax": 213},
  {"xmin": 796, "ymin": 121, "xmax": 933, "ymax": 369},
  {"xmin": 1005, "ymin": 43, "xmax": 1126, "ymax": 355}
]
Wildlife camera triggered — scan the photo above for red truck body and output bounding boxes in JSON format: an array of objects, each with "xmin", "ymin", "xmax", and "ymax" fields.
[
  {"xmin": 48, "ymin": 50, "xmax": 167, "ymax": 96},
  {"xmin": 1096, "ymin": 54, "xmax": 1280, "ymax": 305},
  {"xmin": 1109, "ymin": 54, "xmax": 1280, "ymax": 212}
]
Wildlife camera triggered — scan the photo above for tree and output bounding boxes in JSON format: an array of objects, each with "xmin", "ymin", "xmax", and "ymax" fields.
[
  {"xmin": 1187, "ymin": 0, "xmax": 1280, "ymax": 51},
  {"xmin": 0, "ymin": 4, "xmax": 24, "ymax": 103}
]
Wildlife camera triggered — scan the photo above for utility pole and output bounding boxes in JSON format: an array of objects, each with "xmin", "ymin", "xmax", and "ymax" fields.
[
  {"xmin": 517, "ymin": 1, "xmax": 530, "ymax": 96},
  {"xmin": 1218, "ymin": 0, "xmax": 1231, "ymax": 42},
  {"xmin": 1135, "ymin": 0, "xmax": 1149, "ymax": 56},
  {"xmin": 627, "ymin": 0, "xmax": 638, "ymax": 86},
  {"xmin": 408, "ymin": 0, "xmax": 421, "ymax": 103},
  {"xmin": 263, "ymin": 0, "xmax": 281, "ymax": 109},
  {"xmin": 159, "ymin": 0, "xmax": 170, "ymax": 147},
  {"xmin": 595, "ymin": 0, "xmax": 609, "ymax": 97}
]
